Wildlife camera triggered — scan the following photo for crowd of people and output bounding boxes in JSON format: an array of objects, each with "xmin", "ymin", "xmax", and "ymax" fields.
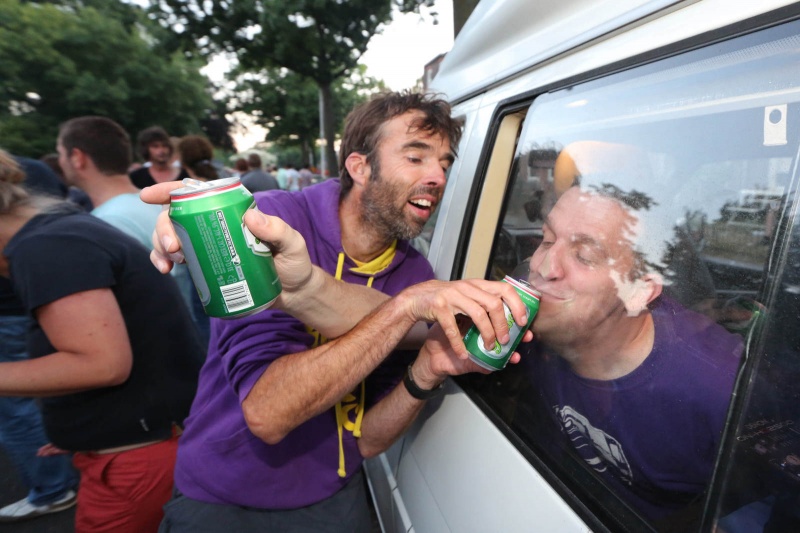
[
  {"xmin": 231, "ymin": 156, "xmax": 320, "ymax": 193},
  {"xmin": 0, "ymin": 89, "xmax": 743, "ymax": 533},
  {"xmin": 0, "ymin": 91, "xmax": 528, "ymax": 533}
]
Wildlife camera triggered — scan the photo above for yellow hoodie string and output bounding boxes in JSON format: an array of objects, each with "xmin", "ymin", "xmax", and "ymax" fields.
[{"xmin": 333, "ymin": 243, "xmax": 396, "ymax": 477}]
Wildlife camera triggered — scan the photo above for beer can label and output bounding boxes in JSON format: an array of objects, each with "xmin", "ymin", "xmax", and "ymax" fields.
[
  {"xmin": 464, "ymin": 276, "xmax": 540, "ymax": 371},
  {"xmin": 169, "ymin": 178, "xmax": 282, "ymax": 319}
]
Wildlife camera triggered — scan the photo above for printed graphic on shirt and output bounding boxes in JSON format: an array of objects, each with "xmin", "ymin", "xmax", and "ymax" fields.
[{"xmin": 555, "ymin": 405, "xmax": 634, "ymax": 485}]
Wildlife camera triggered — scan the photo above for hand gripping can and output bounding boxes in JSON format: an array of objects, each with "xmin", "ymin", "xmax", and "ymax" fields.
[
  {"xmin": 168, "ymin": 177, "xmax": 282, "ymax": 319},
  {"xmin": 463, "ymin": 276, "xmax": 540, "ymax": 371}
]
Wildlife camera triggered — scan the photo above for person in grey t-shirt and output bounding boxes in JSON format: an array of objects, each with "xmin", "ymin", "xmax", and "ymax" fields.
[{"xmin": 241, "ymin": 154, "xmax": 279, "ymax": 192}]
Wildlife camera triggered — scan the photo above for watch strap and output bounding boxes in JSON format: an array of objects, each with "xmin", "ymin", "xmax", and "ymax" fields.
[{"xmin": 403, "ymin": 364, "xmax": 444, "ymax": 400}]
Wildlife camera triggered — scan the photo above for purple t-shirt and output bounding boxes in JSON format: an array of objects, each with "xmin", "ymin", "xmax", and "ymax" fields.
[
  {"xmin": 173, "ymin": 179, "xmax": 435, "ymax": 509},
  {"xmin": 529, "ymin": 297, "xmax": 743, "ymax": 520}
]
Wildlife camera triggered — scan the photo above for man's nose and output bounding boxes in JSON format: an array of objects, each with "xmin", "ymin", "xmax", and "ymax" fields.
[
  {"xmin": 532, "ymin": 244, "xmax": 563, "ymax": 281},
  {"xmin": 423, "ymin": 162, "xmax": 447, "ymax": 188}
]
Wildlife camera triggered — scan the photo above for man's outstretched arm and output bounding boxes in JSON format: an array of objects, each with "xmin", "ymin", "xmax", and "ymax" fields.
[
  {"xmin": 240, "ymin": 278, "xmax": 530, "ymax": 445},
  {"xmin": 141, "ymin": 182, "xmax": 523, "ymax": 347}
]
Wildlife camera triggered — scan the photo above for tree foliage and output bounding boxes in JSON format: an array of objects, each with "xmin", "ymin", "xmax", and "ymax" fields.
[
  {"xmin": 151, "ymin": 0, "xmax": 435, "ymax": 81},
  {"xmin": 236, "ymin": 65, "xmax": 385, "ymax": 166},
  {"xmin": 149, "ymin": 0, "xmax": 435, "ymax": 173},
  {"xmin": 0, "ymin": 0, "xmax": 213, "ymax": 158}
]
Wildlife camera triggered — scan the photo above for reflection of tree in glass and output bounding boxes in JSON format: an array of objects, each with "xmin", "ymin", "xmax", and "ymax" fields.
[
  {"xmin": 660, "ymin": 214, "xmax": 716, "ymax": 312},
  {"xmin": 586, "ymin": 183, "xmax": 656, "ymax": 281},
  {"xmin": 587, "ymin": 183, "xmax": 657, "ymax": 212}
]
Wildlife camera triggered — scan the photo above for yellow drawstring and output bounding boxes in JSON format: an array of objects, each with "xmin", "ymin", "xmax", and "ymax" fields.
[
  {"xmin": 334, "ymin": 251, "xmax": 345, "ymax": 281},
  {"xmin": 330, "ymin": 247, "xmax": 395, "ymax": 477},
  {"xmin": 334, "ymin": 381, "xmax": 367, "ymax": 477}
]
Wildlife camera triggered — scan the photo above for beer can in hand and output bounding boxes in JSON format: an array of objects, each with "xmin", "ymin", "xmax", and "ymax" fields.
[
  {"xmin": 463, "ymin": 276, "xmax": 540, "ymax": 371},
  {"xmin": 168, "ymin": 177, "xmax": 282, "ymax": 319}
]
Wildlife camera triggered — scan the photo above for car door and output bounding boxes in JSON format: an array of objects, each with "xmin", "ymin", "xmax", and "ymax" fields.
[{"xmin": 367, "ymin": 6, "xmax": 800, "ymax": 533}]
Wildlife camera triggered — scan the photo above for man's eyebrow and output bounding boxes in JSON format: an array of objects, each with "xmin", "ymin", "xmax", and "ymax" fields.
[
  {"xmin": 402, "ymin": 140, "xmax": 455, "ymax": 164},
  {"xmin": 402, "ymin": 140, "xmax": 433, "ymax": 152}
]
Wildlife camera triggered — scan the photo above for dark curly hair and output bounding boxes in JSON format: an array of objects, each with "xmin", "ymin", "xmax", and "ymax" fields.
[{"xmin": 136, "ymin": 126, "xmax": 172, "ymax": 162}]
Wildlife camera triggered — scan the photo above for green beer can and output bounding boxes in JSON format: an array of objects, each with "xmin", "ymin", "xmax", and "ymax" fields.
[
  {"xmin": 169, "ymin": 177, "xmax": 282, "ymax": 319},
  {"xmin": 463, "ymin": 276, "xmax": 540, "ymax": 371}
]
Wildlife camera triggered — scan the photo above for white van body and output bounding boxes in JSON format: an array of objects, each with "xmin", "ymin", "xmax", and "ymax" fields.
[{"xmin": 365, "ymin": 0, "xmax": 800, "ymax": 532}]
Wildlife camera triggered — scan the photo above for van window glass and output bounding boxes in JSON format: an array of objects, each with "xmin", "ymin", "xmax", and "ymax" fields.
[{"xmin": 459, "ymin": 19, "xmax": 800, "ymax": 532}]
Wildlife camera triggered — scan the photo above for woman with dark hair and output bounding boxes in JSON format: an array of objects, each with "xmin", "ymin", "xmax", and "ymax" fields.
[
  {"xmin": 0, "ymin": 149, "xmax": 203, "ymax": 533},
  {"xmin": 177, "ymin": 135, "xmax": 218, "ymax": 181}
]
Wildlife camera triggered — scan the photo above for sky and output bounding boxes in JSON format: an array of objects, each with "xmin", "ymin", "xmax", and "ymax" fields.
[
  {"xmin": 360, "ymin": 1, "xmax": 454, "ymax": 91},
  {"xmin": 216, "ymin": 1, "xmax": 456, "ymax": 151}
]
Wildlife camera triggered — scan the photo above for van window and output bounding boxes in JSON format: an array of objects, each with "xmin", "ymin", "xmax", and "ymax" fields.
[{"xmin": 459, "ymin": 18, "xmax": 800, "ymax": 532}]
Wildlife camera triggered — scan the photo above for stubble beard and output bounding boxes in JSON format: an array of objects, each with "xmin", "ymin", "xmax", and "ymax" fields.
[{"xmin": 360, "ymin": 159, "xmax": 431, "ymax": 241}]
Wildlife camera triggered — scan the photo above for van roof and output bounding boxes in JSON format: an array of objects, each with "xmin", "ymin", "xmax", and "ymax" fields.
[{"xmin": 430, "ymin": 0, "xmax": 681, "ymax": 103}]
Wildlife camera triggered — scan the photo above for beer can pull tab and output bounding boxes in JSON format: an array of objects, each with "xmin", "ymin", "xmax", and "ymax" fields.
[{"xmin": 181, "ymin": 178, "xmax": 209, "ymax": 190}]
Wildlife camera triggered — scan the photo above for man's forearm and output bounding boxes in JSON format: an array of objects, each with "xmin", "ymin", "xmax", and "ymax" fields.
[
  {"xmin": 0, "ymin": 351, "xmax": 130, "ymax": 397},
  {"xmin": 242, "ymin": 293, "xmax": 417, "ymax": 444},
  {"xmin": 356, "ymin": 371, "xmax": 433, "ymax": 458},
  {"xmin": 276, "ymin": 265, "xmax": 390, "ymax": 339}
]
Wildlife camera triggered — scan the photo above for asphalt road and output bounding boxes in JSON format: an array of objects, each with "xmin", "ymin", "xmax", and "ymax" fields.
[{"xmin": 0, "ymin": 449, "xmax": 74, "ymax": 532}]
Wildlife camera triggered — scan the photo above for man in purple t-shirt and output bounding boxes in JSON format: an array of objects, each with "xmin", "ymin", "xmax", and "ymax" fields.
[
  {"xmin": 143, "ymin": 92, "xmax": 535, "ymax": 533},
  {"xmin": 524, "ymin": 177, "xmax": 743, "ymax": 523}
]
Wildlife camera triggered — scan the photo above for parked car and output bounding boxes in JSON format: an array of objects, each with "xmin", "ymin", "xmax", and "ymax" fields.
[{"xmin": 364, "ymin": 0, "xmax": 800, "ymax": 531}]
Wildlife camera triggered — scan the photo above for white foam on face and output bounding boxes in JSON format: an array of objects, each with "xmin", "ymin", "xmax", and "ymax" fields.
[{"xmin": 610, "ymin": 269, "xmax": 650, "ymax": 317}]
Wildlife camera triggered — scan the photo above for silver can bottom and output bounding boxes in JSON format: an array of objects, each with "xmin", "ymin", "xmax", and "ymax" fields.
[{"xmin": 467, "ymin": 352, "xmax": 505, "ymax": 372}]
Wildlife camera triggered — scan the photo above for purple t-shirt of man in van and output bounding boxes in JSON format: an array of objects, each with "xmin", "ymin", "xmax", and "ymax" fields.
[{"xmin": 526, "ymin": 296, "xmax": 743, "ymax": 521}]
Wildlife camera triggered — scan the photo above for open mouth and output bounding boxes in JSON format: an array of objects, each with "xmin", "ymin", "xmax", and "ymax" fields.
[
  {"xmin": 409, "ymin": 198, "xmax": 433, "ymax": 209},
  {"xmin": 408, "ymin": 198, "xmax": 435, "ymax": 217}
]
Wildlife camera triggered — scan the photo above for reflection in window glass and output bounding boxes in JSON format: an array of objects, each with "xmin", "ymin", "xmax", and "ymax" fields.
[{"xmin": 460, "ymin": 20, "xmax": 800, "ymax": 532}]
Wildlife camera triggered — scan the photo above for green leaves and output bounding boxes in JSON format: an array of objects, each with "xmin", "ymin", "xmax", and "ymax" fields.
[
  {"xmin": 149, "ymin": 0, "xmax": 430, "ymax": 171},
  {"xmin": 0, "ymin": 0, "xmax": 213, "ymax": 158}
]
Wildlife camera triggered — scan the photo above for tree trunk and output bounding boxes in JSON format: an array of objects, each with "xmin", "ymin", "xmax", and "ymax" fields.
[{"xmin": 318, "ymin": 82, "xmax": 337, "ymax": 177}]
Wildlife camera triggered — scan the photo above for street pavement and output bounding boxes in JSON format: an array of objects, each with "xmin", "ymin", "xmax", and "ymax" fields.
[{"xmin": 0, "ymin": 449, "xmax": 74, "ymax": 532}]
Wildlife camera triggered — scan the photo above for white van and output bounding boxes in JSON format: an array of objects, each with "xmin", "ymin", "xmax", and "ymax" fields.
[{"xmin": 364, "ymin": 0, "xmax": 800, "ymax": 531}]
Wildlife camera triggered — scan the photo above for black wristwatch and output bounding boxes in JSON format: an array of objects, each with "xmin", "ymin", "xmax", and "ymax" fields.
[{"xmin": 403, "ymin": 364, "xmax": 444, "ymax": 400}]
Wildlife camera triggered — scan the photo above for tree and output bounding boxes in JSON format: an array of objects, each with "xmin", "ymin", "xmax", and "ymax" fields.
[
  {"xmin": 200, "ymin": 99, "xmax": 237, "ymax": 153},
  {"xmin": 149, "ymin": 0, "xmax": 435, "ymax": 176},
  {"xmin": 236, "ymin": 65, "xmax": 385, "ymax": 168},
  {"xmin": 0, "ymin": 0, "xmax": 213, "ymax": 157}
]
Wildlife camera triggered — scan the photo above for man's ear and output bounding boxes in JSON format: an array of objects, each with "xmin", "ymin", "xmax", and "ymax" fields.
[
  {"xmin": 625, "ymin": 274, "xmax": 664, "ymax": 316},
  {"xmin": 616, "ymin": 272, "xmax": 663, "ymax": 317},
  {"xmin": 344, "ymin": 152, "xmax": 370, "ymax": 187},
  {"xmin": 68, "ymin": 148, "xmax": 89, "ymax": 171}
]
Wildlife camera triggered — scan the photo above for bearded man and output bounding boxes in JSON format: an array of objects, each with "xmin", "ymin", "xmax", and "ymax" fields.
[{"xmin": 148, "ymin": 92, "xmax": 482, "ymax": 532}]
